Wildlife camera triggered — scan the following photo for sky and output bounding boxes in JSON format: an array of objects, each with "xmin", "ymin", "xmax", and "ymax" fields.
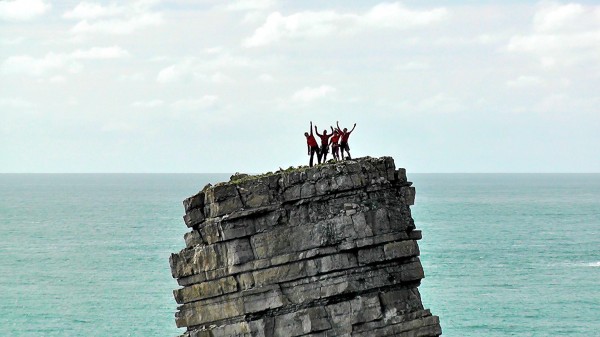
[{"xmin": 1, "ymin": 0, "xmax": 599, "ymax": 173}]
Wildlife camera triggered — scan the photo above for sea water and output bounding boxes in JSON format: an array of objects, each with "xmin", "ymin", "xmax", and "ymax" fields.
[
  {"xmin": 411, "ymin": 174, "xmax": 600, "ymax": 337},
  {"xmin": 1, "ymin": 173, "xmax": 599, "ymax": 336}
]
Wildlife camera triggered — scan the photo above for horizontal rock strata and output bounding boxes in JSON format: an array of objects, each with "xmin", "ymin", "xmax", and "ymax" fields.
[{"xmin": 170, "ymin": 156, "xmax": 441, "ymax": 337}]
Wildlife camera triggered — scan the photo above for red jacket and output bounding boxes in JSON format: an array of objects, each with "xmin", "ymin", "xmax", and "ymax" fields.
[
  {"xmin": 318, "ymin": 134, "xmax": 332, "ymax": 146},
  {"xmin": 340, "ymin": 131, "xmax": 351, "ymax": 142},
  {"xmin": 331, "ymin": 133, "xmax": 340, "ymax": 144},
  {"xmin": 306, "ymin": 135, "xmax": 318, "ymax": 147}
]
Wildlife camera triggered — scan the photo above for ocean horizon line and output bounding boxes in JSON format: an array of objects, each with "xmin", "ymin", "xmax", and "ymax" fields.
[{"xmin": 1, "ymin": 172, "xmax": 600, "ymax": 175}]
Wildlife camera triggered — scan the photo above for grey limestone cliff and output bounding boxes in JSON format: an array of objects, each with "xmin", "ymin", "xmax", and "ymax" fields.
[{"xmin": 169, "ymin": 156, "xmax": 442, "ymax": 337}]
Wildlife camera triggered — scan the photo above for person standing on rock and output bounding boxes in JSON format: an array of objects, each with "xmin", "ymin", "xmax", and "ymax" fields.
[
  {"xmin": 330, "ymin": 128, "xmax": 341, "ymax": 161},
  {"xmin": 305, "ymin": 121, "xmax": 321, "ymax": 167},
  {"xmin": 314, "ymin": 124, "xmax": 333, "ymax": 162},
  {"xmin": 336, "ymin": 121, "xmax": 356, "ymax": 160}
]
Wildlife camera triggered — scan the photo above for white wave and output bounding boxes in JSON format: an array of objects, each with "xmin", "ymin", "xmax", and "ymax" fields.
[{"xmin": 588, "ymin": 261, "xmax": 600, "ymax": 267}]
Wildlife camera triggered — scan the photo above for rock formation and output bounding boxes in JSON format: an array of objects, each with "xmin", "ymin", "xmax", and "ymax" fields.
[{"xmin": 169, "ymin": 156, "xmax": 441, "ymax": 337}]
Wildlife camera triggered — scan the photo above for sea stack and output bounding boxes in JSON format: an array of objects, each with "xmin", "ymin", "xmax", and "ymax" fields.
[{"xmin": 169, "ymin": 156, "xmax": 442, "ymax": 337}]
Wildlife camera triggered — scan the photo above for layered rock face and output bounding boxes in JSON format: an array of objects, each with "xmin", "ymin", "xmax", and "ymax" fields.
[{"xmin": 170, "ymin": 156, "xmax": 441, "ymax": 337}]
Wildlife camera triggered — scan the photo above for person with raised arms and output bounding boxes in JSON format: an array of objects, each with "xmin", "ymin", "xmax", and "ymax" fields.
[
  {"xmin": 336, "ymin": 121, "xmax": 356, "ymax": 160},
  {"xmin": 329, "ymin": 128, "xmax": 340, "ymax": 161},
  {"xmin": 304, "ymin": 121, "xmax": 321, "ymax": 167},
  {"xmin": 314, "ymin": 124, "xmax": 334, "ymax": 162}
]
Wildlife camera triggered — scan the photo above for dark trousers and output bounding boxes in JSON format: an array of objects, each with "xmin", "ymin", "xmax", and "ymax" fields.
[
  {"xmin": 340, "ymin": 142, "xmax": 351, "ymax": 160},
  {"xmin": 319, "ymin": 144, "xmax": 329, "ymax": 162},
  {"xmin": 309, "ymin": 146, "xmax": 321, "ymax": 167},
  {"xmin": 332, "ymin": 144, "xmax": 340, "ymax": 160}
]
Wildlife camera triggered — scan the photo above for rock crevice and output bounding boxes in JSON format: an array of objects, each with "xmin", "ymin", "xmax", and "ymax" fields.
[{"xmin": 170, "ymin": 156, "xmax": 441, "ymax": 337}]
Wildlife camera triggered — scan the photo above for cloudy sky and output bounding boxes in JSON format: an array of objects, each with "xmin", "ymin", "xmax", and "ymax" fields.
[{"xmin": 1, "ymin": 0, "xmax": 599, "ymax": 173}]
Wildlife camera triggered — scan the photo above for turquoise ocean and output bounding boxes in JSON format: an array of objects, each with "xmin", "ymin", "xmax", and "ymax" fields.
[{"xmin": 1, "ymin": 173, "xmax": 599, "ymax": 336}]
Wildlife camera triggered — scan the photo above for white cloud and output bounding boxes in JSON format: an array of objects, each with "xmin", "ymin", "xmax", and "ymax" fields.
[
  {"xmin": 395, "ymin": 61, "xmax": 430, "ymax": 71},
  {"xmin": 132, "ymin": 99, "xmax": 164, "ymax": 108},
  {"xmin": 0, "ymin": 97, "xmax": 35, "ymax": 109},
  {"xmin": 204, "ymin": 46, "xmax": 223, "ymax": 54},
  {"xmin": 0, "ymin": 0, "xmax": 50, "ymax": 21},
  {"xmin": 0, "ymin": 37, "xmax": 25, "ymax": 45},
  {"xmin": 533, "ymin": 93, "xmax": 570, "ymax": 114},
  {"xmin": 244, "ymin": 11, "xmax": 352, "ymax": 47},
  {"xmin": 67, "ymin": 97, "xmax": 78, "ymax": 106},
  {"xmin": 1, "ymin": 46, "xmax": 130, "ymax": 76},
  {"xmin": 156, "ymin": 52, "xmax": 252, "ymax": 84},
  {"xmin": 506, "ymin": 75, "xmax": 544, "ymax": 88},
  {"xmin": 71, "ymin": 46, "xmax": 130, "ymax": 59},
  {"xmin": 362, "ymin": 2, "xmax": 448, "ymax": 29},
  {"xmin": 65, "ymin": 1, "xmax": 163, "ymax": 35},
  {"xmin": 508, "ymin": 31, "xmax": 600, "ymax": 53},
  {"xmin": 533, "ymin": 3, "xmax": 584, "ymax": 32},
  {"xmin": 241, "ymin": 11, "xmax": 268, "ymax": 25},
  {"xmin": 34, "ymin": 75, "xmax": 67, "ymax": 84},
  {"xmin": 132, "ymin": 97, "xmax": 218, "ymax": 110},
  {"xmin": 171, "ymin": 96, "xmax": 219, "ymax": 110},
  {"xmin": 258, "ymin": 73, "xmax": 274, "ymax": 82},
  {"xmin": 156, "ymin": 59, "xmax": 194, "ymax": 84},
  {"xmin": 292, "ymin": 85, "xmax": 336, "ymax": 102},
  {"xmin": 210, "ymin": 72, "xmax": 234, "ymax": 83},
  {"xmin": 1, "ymin": 53, "xmax": 67, "ymax": 76},
  {"xmin": 507, "ymin": 2, "xmax": 600, "ymax": 68},
  {"xmin": 119, "ymin": 72, "xmax": 147, "ymax": 82},
  {"xmin": 226, "ymin": 0, "xmax": 275, "ymax": 11},
  {"xmin": 417, "ymin": 93, "xmax": 464, "ymax": 114},
  {"xmin": 101, "ymin": 121, "xmax": 135, "ymax": 133},
  {"xmin": 48, "ymin": 75, "xmax": 66, "ymax": 83},
  {"xmin": 243, "ymin": 2, "xmax": 448, "ymax": 47},
  {"xmin": 71, "ymin": 13, "xmax": 163, "ymax": 35},
  {"xmin": 207, "ymin": 52, "xmax": 251, "ymax": 68},
  {"xmin": 133, "ymin": 0, "xmax": 162, "ymax": 11},
  {"xmin": 63, "ymin": 2, "xmax": 124, "ymax": 20},
  {"xmin": 431, "ymin": 33, "xmax": 508, "ymax": 47}
]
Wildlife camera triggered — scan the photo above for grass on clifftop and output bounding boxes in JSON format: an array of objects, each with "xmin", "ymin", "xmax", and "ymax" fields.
[{"xmin": 227, "ymin": 159, "xmax": 342, "ymax": 185}]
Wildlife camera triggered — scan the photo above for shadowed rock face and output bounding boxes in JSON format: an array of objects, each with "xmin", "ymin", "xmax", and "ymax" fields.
[{"xmin": 170, "ymin": 156, "xmax": 442, "ymax": 337}]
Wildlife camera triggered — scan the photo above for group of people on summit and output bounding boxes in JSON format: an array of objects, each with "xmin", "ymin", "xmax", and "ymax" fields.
[{"xmin": 304, "ymin": 121, "xmax": 356, "ymax": 167}]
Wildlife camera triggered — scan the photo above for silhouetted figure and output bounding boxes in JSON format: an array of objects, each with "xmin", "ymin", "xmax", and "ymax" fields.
[
  {"xmin": 336, "ymin": 121, "xmax": 356, "ymax": 160},
  {"xmin": 330, "ymin": 129, "xmax": 340, "ymax": 161},
  {"xmin": 315, "ymin": 124, "xmax": 333, "ymax": 162},
  {"xmin": 305, "ymin": 121, "xmax": 321, "ymax": 167}
]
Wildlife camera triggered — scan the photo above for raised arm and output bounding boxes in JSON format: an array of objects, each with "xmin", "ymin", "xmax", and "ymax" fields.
[
  {"xmin": 309, "ymin": 121, "xmax": 313, "ymax": 135},
  {"xmin": 348, "ymin": 123, "xmax": 356, "ymax": 133},
  {"xmin": 330, "ymin": 126, "xmax": 335, "ymax": 134},
  {"xmin": 336, "ymin": 121, "xmax": 340, "ymax": 130},
  {"xmin": 314, "ymin": 125, "xmax": 322, "ymax": 137}
]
